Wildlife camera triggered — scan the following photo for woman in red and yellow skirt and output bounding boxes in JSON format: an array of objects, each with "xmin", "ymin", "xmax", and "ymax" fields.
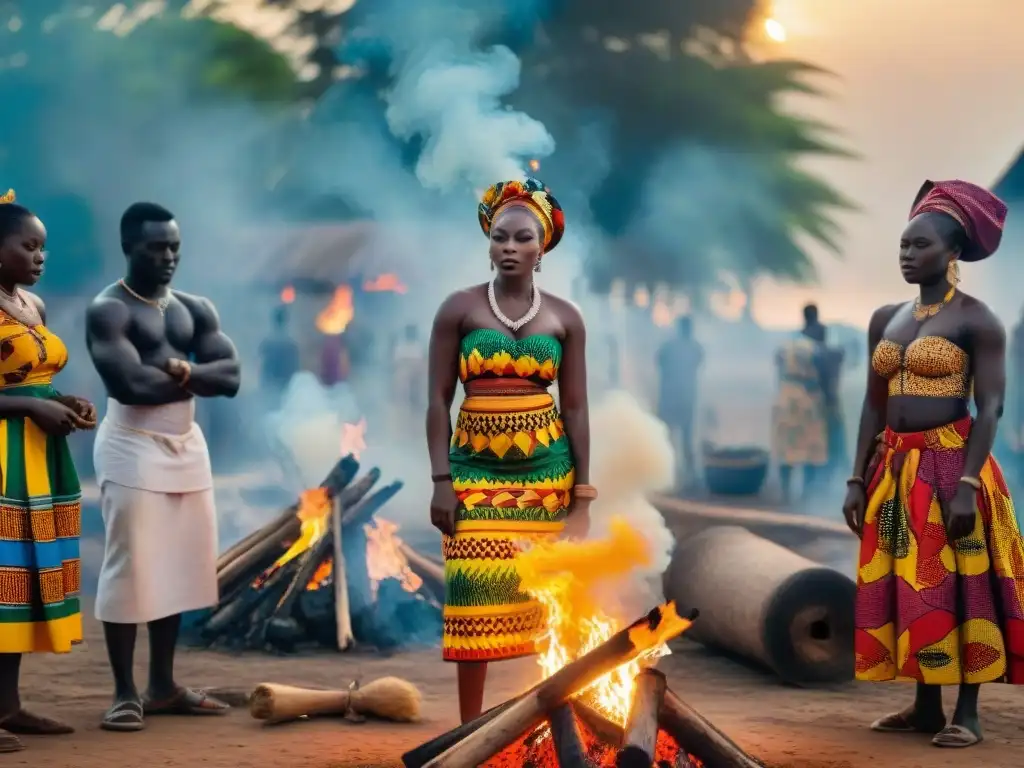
[{"xmin": 843, "ymin": 180, "xmax": 1024, "ymax": 749}]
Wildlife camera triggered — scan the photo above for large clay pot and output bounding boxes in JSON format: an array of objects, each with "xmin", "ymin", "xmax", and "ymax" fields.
[{"xmin": 703, "ymin": 445, "xmax": 769, "ymax": 496}]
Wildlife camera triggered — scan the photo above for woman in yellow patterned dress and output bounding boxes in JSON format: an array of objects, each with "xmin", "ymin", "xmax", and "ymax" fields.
[
  {"xmin": 426, "ymin": 178, "xmax": 594, "ymax": 723},
  {"xmin": 0, "ymin": 192, "xmax": 96, "ymax": 753}
]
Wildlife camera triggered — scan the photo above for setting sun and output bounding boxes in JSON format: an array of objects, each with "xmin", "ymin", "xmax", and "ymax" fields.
[{"xmin": 764, "ymin": 18, "xmax": 787, "ymax": 42}]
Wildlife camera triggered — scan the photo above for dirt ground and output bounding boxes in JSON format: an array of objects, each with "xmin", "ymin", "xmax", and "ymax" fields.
[{"xmin": 10, "ymin": 610, "xmax": 1024, "ymax": 768}]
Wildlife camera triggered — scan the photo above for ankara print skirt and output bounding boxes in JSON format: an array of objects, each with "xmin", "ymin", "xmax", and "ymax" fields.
[{"xmin": 855, "ymin": 417, "xmax": 1024, "ymax": 685}]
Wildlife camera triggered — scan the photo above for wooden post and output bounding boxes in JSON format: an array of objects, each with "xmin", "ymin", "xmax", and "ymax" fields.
[
  {"xmin": 616, "ymin": 668, "xmax": 666, "ymax": 767},
  {"xmin": 333, "ymin": 493, "xmax": 354, "ymax": 650}
]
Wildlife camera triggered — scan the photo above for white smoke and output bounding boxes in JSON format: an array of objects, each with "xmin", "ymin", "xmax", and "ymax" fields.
[{"xmin": 588, "ymin": 390, "xmax": 677, "ymax": 606}]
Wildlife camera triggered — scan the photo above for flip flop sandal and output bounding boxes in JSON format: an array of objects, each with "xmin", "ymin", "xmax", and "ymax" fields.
[
  {"xmin": 143, "ymin": 688, "xmax": 230, "ymax": 716},
  {"xmin": 870, "ymin": 712, "xmax": 945, "ymax": 734},
  {"xmin": 932, "ymin": 725, "xmax": 983, "ymax": 748},
  {"xmin": 2, "ymin": 709, "xmax": 74, "ymax": 735},
  {"xmin": 0, "ymin": 729, "xmax": 24, "ymax": 753},
  {"xmin": 100, "ymin": 700, "xmax": 145, "ymax": 732}
]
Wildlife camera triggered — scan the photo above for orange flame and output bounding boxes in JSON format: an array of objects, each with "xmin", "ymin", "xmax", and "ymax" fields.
[
  {"xmin": 652, "ymin": 298, "xmax": 674, "ymax": 327},
  {"xmin": 529, "ymin": 159, "xmax": 541, "ymax": 172},
  {"xmin": 341, "ymin": 418, "xmax": 367, "ymax": 460},
  {"xmin": 280, "ymin": 285, "xmax": 296, "ymax": 304},
  {"xmin": 316, "ymin": 285, "xmax": 354, "ymax": 335},
  {"xmin": 363, "ymin": 273, "xmax": 408, "ymax": 294},
  {"xmin": 273, "ymin": 487, "xmax": 332, "ymax": 570},
  {"xmin": 365, "ymin": 517, "xmax": 423, "ymax": 599},
  {"xmin": 517, "ymin": 517, "xmax": 673, "ymax": 726},
  {"xmin": 633, "ymin": 286, "xmax": 650, "ymax": 309}
]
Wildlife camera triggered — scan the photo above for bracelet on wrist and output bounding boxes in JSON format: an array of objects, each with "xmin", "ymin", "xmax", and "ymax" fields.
[
  {"xmin": 959, "ymin": 476, "xmax": 981, "ymax": 490},
  {"xmin": 846, "ymin": 476, "xmax": 864, "ymax": 487},
  {"xmin": 431, "ymin": 473, "xmax": 452, "ymax": 483},
  {"xmin": 573, "ymin": 483, "xmax": 598, "ymax": 500}
]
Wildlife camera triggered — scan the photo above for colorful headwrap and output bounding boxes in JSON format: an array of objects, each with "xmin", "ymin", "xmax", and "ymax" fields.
[
  {"xmin": 910, "ymin": 179, "xmax": 1008, "ymax": 262},
  {"xmin": 0, "ymin": 190, "xmax": 14, "ymax": 205},
  {"xmin": 478, "ymin": 177, "xmax": 565, "ymax": 252}
]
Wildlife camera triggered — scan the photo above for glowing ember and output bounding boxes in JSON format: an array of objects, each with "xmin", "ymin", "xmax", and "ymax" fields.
[
  {"xmin": 518, "ymin": 517, "xmax": 670, "ymax": 726},
  {"xmin": 306, "ymin": 556, "xmax": 333, "ymax": 591},
  {"xmin": 529, "ymin": 159, "xmax": 541, "ymax": 172},
  {"xmin": 764, "ymin": 18, "xmax": 787, "ymax": 42},
  {"xmin": 316, "ymin": 285, "xmax": 354, "ymax": 335},
  {"xmin": 633, "ymin": 285, "xmax": 650, "ymax": 309},
  {"xmin": 273, "ymin": 487, "xmax": 332, "ymax": 570},
  {"xmin": 363, "ymin": 273, "xmax": 408, "ymax": 294},
  {"xmin": 341, "ymin": 418, "xmax": 367, "ymax": 460},
  {"xmin": 364, "ymin": 517, "xmax": 423, "ymax": 599},
  {"xmin": 280, "ymin": 285, "xmax": 296, "ymax": 304}
]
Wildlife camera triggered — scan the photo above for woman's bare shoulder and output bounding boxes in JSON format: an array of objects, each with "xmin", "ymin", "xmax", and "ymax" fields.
[
  {"xmin": 957, "ymin": 292, "xmax": 1004, "ymax": 335},
  {"xmin": 541, "ymin": 291, "xmax": 585, "ymax": 333}
]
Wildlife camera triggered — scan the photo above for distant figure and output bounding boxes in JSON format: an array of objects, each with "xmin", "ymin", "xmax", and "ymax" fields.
[
  {"xmin": 772, "ymin": 303, "xmax": 828, "ymax": 503},
  {"xmin": 392, "ymin": 323, "xmax": 425, "ymax": 411},
  {"xmin": 821, "ymin": 329, "xmax": 849, "ymax": 480},
  {"xmin": 656, "ymin": 316, "xmax": 704, "ymax": 489},
  {"xmin": 259, "ymin": 305, "xmax": 300, "ymax": 402}
]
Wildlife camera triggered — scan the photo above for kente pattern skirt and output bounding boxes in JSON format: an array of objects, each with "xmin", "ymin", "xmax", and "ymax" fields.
[
  {"xmin": 442, "ymin": 390, "xmax": 573, "ymax": 662},
  {"xmin": 0, "ymin": 385, "xmax": 82, "ymax": 653},
  {"xmin": 855, "ymin": 417, "xmax": 1024, "ymax": 685}
]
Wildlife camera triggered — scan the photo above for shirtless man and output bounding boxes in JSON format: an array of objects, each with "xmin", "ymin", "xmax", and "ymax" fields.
[{"xmin": 86, "ymin": 202, "xmax": 241, "ymax": 731}]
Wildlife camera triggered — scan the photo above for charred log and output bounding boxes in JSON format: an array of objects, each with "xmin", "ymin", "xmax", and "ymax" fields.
[
  {"xmin": 616, "ymin": 669, "xmax": 666, "ymax": 768},
  {"xmin": 549, "ymin": 703, "xmax": 590, "ymax": 767}
]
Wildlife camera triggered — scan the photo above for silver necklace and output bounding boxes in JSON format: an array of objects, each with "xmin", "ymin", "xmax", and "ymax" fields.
[{"xmin": 488, "ymin": 279, "xmax": 541, "ymax": 332}]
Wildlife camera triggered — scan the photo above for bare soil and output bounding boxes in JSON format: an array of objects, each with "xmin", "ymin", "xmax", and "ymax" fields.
[{"xmin": 13, "ymin": 609, "xmax": 1024, "ymax": 768}]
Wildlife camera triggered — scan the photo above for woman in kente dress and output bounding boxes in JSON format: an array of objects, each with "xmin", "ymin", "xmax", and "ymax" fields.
[
  {"xmin": 426, "ymin": 178, "xmax": 595, "ymax": 723},
  {"xmin": 844, "ymin": 180, "xmax": 1024, "ymax": 748},
  {"xmin": 0, "ymin": 192, "xmax": 97, "ymax": 752}
]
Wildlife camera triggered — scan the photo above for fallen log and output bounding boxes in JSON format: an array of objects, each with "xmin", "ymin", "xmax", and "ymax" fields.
[
  {"xmin": 616, "ymin": 668, "xmax": 665, "ymax": 768},
  {"xmin": 658, "ymin": 688, "xmax": 761, "ymax": 768},
  {"xmin": 423, "ymin": 603, "xmax": 697, "ymax": 768},
  {"xmin": 549, "ymin": 703, "xmax": 589, "ymax": 768},
  {"xmin": 401, "ymin": 695, "xmax": 526, "ymax": 768},
  {"xmin": 332, "ymin": 493, "xmax": 354, "ymax": 650},
  {"xmin": 663, "ymin": 525, "xmax": 855, "ymax": 685}
]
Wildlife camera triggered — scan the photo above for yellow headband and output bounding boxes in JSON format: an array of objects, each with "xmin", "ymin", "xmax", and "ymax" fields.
[
  {"xmin": 493, "ymin": 199, "xmax": 553, "ymax": 247},
  {"xmin": 0, "ymin": 190, "xmax": 14, "ymax": 205}
]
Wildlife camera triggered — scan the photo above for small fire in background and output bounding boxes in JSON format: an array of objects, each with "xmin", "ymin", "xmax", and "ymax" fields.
[
  {"xmin": 273, "ymin": 487, "xmax": 333, "ymax": 572},
  {"xmin": 651, "ymin": 299, "xmax": 674, "ymax": 327},
  {"xmin": 529, "ymin": 159, "xmax": 541, "ymax": 172},
  {"xmin": 316, "ymin": 285, "xmax": 355, "ymax": 335},
  {"xmin": 363, "ymin": 273, "xmax": 408, "ymax": 294},
  {"xmin": 365, "ymin": 518, "xmax": 423, "ymax": 600},
  {"xmin": 280, "ymin": 285, "xmax": 296, "ymax": 304},
  {"xmin": 633, "ymin": 285, "xmax": 650, "ymax": 309},
  {"xmin": 341, "ymin": 418, "xmax": 367, "ymax": 460}
]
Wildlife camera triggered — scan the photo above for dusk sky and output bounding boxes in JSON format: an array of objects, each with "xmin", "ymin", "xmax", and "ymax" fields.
[{"xmin": 756, "ymin": 0, "xmax": 1024, "ymax": 328}]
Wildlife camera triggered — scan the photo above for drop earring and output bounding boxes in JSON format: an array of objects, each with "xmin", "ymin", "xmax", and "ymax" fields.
[
  {"xmin": 534, "ymin": 260, "xmax": 542, "ymax": 273},
  {"xmin": 490, "ymin": 261, "xmax": 495, "ymax": 271},
  {"xmin": 946, "ymin": 258, "xmax": 960, "ymax": 286}
]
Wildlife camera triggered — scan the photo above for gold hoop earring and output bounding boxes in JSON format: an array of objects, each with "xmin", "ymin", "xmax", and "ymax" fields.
[{"xmin": 947, "ymin": 258, "xmax": 960, "ymax": 286}]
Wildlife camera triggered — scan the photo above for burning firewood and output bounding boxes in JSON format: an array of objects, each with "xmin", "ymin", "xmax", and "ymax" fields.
[
  {"xmin": 549, "ymin": 703, "xmax": 589, "ymax": 767},
  {"xmin": 658, "ymin": 689, "xmax": 762, "ymax": 768},
  {"xmin": 616, "ymin": 668, "xmax": 666, "ymax": 767},
  {"xmin": 216, "ymin": 455, "xmax": 360, "ymax": 592},
  {"xmin": 402, "ymin": 697, "xmax": 525, "ymax": 768},
  {"xmin": 422, "ymin": 603, "xmax": 698, "ymax": 768},
  {"xmin": 249, "ymin": 677, "xmax": 422, "ymax": 725},
  {"xmin": 398, "ymin": 542, "xmax": 444, "ymax": 602}
]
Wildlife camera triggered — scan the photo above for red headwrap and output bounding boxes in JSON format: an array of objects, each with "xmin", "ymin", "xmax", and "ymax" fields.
[{"xmin": 910, "ymin": 179, "xmax": 1008, "ymax": 262}]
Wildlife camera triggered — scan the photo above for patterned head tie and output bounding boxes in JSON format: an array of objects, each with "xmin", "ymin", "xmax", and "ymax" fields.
[
  {"xmin": 910, "ymin": 179, "xmax": 1008, "ymax": 262},
  {"xmin": 478, "ymin": 177, "xmax": 565, "ymax": 253},
  {"xmin": 0, "ymin": 190, "xmax": 14, "ymax": 205}
]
